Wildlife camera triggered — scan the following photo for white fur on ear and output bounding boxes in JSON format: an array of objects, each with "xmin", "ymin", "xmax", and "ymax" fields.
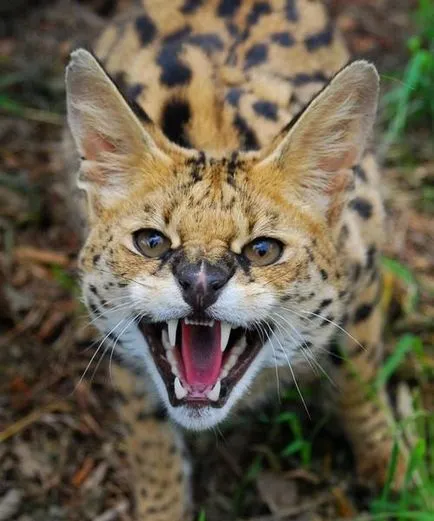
[
  {"xmin": 257, "ymin": 61, "xmax": 379, "ymax": 218},
  {"xmin": 65, "ymin": 49, "xmax": 169, "ymax": 209}
]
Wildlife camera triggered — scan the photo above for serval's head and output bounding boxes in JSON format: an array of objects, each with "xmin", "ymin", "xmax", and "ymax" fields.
[{"xmin": 66, "ymin": 50, "xmax": 378, "ymax": 430}]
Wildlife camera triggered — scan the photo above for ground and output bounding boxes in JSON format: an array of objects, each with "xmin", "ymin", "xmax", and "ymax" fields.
[{"xmin": 0, "ymin": 1, "xmax": 433, "ymax": 520}]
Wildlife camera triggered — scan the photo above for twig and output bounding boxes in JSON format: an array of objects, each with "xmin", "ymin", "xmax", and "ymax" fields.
[
  {"xmin": 0, "ymin": 401, "xmax": 71, "ymax": 443},
  {"xmin": 93, "ymin": 500, "xmax": 129, "ymax": 521}
]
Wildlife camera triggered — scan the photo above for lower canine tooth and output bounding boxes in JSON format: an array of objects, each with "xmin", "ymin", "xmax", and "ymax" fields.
[
  {"xmin": 174, "ymin": 377, "xmax": 187, "ymax": 400},
  {"xmin": 207, "ymin": 380, "xmax": 221, "ymax": 402}
]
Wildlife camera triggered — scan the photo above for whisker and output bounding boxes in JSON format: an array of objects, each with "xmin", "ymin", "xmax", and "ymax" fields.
[{"xmin": 263, "ymin": 322, "xmax": 311, "ymax": 419}]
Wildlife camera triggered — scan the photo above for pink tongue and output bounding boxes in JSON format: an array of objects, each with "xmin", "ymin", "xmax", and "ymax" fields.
[{"xmin": 181, "ymin": 321, "xmax": 222, "ymax": 386}]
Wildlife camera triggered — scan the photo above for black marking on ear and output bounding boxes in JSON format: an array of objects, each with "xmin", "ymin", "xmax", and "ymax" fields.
[
  {"xmin": 304, "ymin": 22, "xmax": 333, "ymax": 52},
  {"xmin": 320, "ymin": 269, "xmax": 328, "ymax": 280},
  {"xmin": 244, "ymin": 43, "xmax": 268, "ymax": 69},
  {"xmin": 161, "ymin": 99, "xmax": 192, "ymax": 148},
  {"xmin": 353, "ymin": 303, "xmax": 374, "ymax": 323},
  {"xmin": 181, "ymin": 0, "xmax": 203, "ymax": 14},
  {"xmin": 247, "ymin": 2, "xmax": 272, "ymax": 25},
  {"xmin": 234, "ymin": 114, "xmax": 259, "ymax": 150},
  {"xmin": 353, "ymin": 164, "xmax": 367, "ymax": 182},
  {"xmin": 271, "ymin": 31, "xmax": 295, "ymax": 47},
  {"xmin": 135, "ymin": 15, "xmax": 157, "ymax": 46},
  {"xmin": 349, "ymin": 197, "xmax": 373, "ymax": 219},
  {"xmin": 285, "ymin": 0, "xmax": 299, "ymax": 21},
  {"xmin": 226, "ymin": 87, "xmax": 244, "ymax": 107},
  {"xmin": 189, "ymin": 33, "xmax": 224, "ymax": 53},
  {"xmin": 253, "ymin": 100, "xmax": 278, "ymax": 121},
  {"xmin": 217, "ymin": 0, "xmax": 242, "ymax": 17}
]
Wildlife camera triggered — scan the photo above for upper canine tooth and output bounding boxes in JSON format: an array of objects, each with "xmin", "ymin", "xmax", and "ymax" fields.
[
  {"xmin": 167, "ymin": 319, "xmax": 178, "ymax": 347},
  {"xmin": 220, "ymin": 322, "xmax": 231, "ymax": 352},
  {"xmin": 174, "ymin": 377, "xmax": 187, "ymax": 400},
  {"xmin": 207, "ymin": 380, "xmax": 221, "ymax": 402}
]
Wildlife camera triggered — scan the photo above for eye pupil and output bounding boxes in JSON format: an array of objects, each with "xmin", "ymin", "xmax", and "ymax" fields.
[
  {"xmin": 243, "ymin": 237, "xmax": 283, "ymax": 266},
  {"xmin": 148, "ymin": 235, "xmax": 162, "ymax": 248},
  {"xmin": 133, "ymin": 229, "xmax": 171, "ymax": 258},
  {"xmin": 255, "ymin": 242, "xmax": 269, "ymax": 257}
]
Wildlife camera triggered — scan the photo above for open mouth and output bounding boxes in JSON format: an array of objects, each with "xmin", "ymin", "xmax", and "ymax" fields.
[{"xmin": 139, "ymin": 317, "xmax": 264, "ymax": 407}]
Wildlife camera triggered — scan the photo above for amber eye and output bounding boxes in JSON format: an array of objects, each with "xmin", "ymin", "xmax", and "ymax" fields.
[
  {"xmin": 133, "ymin": 229, "xmax": 171, "ymax": 258},
  {"xmin": 243, "ymin": 237, "xmax": 283, "ymax": 266}
]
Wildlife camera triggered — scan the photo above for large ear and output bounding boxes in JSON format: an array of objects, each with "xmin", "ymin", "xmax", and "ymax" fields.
[
  {"xmin": 254, "ymin": 61, "xmax": 379, "ymax": 224},
  {"xmin": 65, "ymin": 49, "xmax": 169, "ymax": 213}
]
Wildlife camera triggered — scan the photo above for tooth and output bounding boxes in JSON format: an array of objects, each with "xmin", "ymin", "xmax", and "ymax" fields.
[
  {"xmin": 174, "ymin": 377, "xmax": 187, "ymax": 400},
  {"xmin": 161, "ymin": 329, "xmax": 170, "ymax": 350},
  {"xmin": 207, "ymin": 380, "xmax": 221, "ymax": 402},
  {"xmin": 167, "ymin": 319, "xmax": 178, "ymax": 346},
  {"xmin": 220, "ymin": 322, "xmax": 231, "ymax": 352}
]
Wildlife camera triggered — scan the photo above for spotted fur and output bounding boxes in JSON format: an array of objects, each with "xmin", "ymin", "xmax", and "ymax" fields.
[{"xmin": 65, "ymin": 1, "xmax": 407, "ymax": 518}]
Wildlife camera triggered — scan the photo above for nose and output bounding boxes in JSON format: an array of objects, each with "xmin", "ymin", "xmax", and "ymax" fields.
[{"xmin": 174, "ymin": 260, "xmax": 233, "ymax": 311}]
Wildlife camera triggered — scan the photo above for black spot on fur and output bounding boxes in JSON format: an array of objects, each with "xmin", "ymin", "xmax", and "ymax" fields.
[
  {"xmin": 226, "ymin": 87, "xmax": 243, "ymax": 107},
  {"xmin": 92, "ymin": 254, "xmax": 100, "ymax": 265},
  {"xmin": 353, "ymin": 164, "xmax": 367, "ymax": 182},
  {"xmin": 157, "ymin": 31, "xmax": 193, "ymax": 87},
  {"xmin": 285, "ymin": 0, "xmax": 298, "ymax": 21},
  {"xmin": 353, "ymin": 303, "xmax": 374, "ymax": 323},
  {"xmin": 320, "ymin": 315, "xmax": 333, "ymax": 327},
  {"xmin": 329, "ymin": 341, "xmax": 344, "ymax": 366},
  {"xmin": 161, "ymin": 99, "xmax": 192, "ymax": 148},
  {"xmin": 88, "ymin": 302, "xmax": 99, "ymax": 316},
  {"xmin": 189, "ymin": 33, "xmax": 224, "ymax": 53},
  {"xmin": 253, "ymin": 100, "xmax": 278, "ymax": 121},
  {"xmin": 366, "ymin": 245, "xmax": 377, "ymax": 271},
  {"xmin": 247, "ymin": 2, "xmax": 272, "ymax": 25},
  {"xmin": 217, "ymin": 0, "xmax": 241, "ymax": 17},
  {"xmin": 127, "ymin": 83, "xmax": 144, "ymax": 101},
  {"xmin": 352, "ymin": 263, "xmax": 361, "ymax": 282},
  {"xmin": 271, "ymin": 31, "xmax": 295, "ymax": 47},
  {"xmin": 163, "ymin": 26, "xmax": 192, "ymax": 44},
  {"xmin": 234, "ymin": 114, "xmax": 259, "ymax": 150},
  {"xmin": 244, "ymin": 43, "xmax": 268, "ymax": 69},
  {"xmin": 227, "ymin": 151, "xmax": 239, "ymax": 186},
  {"xmin": 349, "ymin": 197, "xmax": 373, "ymax": 219},
  {"xmin": 319, "ymin": 298, "xmax": 333, "ymax": 310},
  {"xmin": 226, "ymin": 21, "xmax": 239, "ymax": 37},
  {"xmin": 292, "ymin": 71, "xmax": 327, "ymax": 86},
  {"xmin": 304, "ymin": 22, "xmax": 333, "ymax": 52},
  {"xmin": 320, "ymin": 269, "xmax": 328, "ymax": 280},
  {"xmin": 181, "ymin": 0, "xmax": 203, "ymax": 14},
  {"xmin": 135, "ymin": 15, "xmax": 157, "ymax": 46}
]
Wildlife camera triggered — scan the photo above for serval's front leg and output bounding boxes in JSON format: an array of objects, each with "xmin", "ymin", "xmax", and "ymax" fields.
[
  {"xmin": 335, "ymin": 274, "xmax": 409, "ymax": 489},
  {"xmin": 112, "ymin": 365, "xmax": 192, "ymax": 521}
]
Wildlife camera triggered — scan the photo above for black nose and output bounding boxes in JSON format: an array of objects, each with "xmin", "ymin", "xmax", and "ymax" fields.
[{"xmin": 174, "ymin": 260, "xmax": 233, "ymax": 311}]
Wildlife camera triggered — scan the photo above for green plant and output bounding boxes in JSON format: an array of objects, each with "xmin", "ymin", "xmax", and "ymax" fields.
[{"xmin": 382, "ymin": 0, "xmax": 434, "ymax": 144}]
